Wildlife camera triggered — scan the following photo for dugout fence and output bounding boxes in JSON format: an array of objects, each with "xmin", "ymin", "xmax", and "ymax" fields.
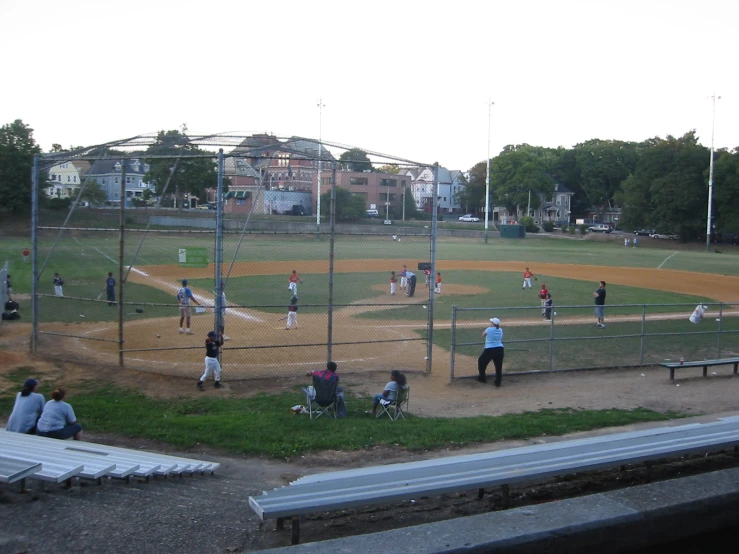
[
  {"xmin": 449, "ymin": 302, "xmax": 739, "ymax": 380},
  {"xmin": 30, "ymin": 133, "xmax": 442, "ymax": 379}
]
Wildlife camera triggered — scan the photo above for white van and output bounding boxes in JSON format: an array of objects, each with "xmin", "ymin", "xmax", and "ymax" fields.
[{"xmin": 366, "ymin": 209, "xmax": 379, "ymax": 218}]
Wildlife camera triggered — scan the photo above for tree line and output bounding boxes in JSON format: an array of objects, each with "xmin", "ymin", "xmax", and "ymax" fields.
[
  {"xmin": 3, "ymin": 120, "xmax": 738, "ymax": 239},
  {"xmin": 461, "ymin": 132, "xmax": 739, "ymax": 240}
]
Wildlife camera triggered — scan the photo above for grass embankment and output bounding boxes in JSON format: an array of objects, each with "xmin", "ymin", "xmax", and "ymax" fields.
[{"xmin": 0, "ymin": 367, "xmax": 683, "ymax": 458}]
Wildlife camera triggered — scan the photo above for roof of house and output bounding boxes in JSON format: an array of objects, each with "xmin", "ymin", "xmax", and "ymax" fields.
[
  {"xmin": 554, "ymin": 182, "xmax": 573, "ymax": 194},
  {"xmin": 87, "ymin": 158, "xmax": 148, "ymax": 176}
]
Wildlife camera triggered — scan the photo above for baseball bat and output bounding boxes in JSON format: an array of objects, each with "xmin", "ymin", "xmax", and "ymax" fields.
[
  {"xmin": 278, "ymin": 316, "xmax": 288, "ymax": 321},
  {"xmin": 96, "ymin": 290, "xmax": 104, "ymax": 300}
]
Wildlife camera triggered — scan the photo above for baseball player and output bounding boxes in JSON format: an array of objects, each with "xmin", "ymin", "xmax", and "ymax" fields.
[
  {"xmin": 522, "ymin": 267, "xmax": 534, "ymax": 289},
  {"xmin": 538, "ymin": 283, "xmax": 549, "ymax": 318},
  {"xmin": 286, "ymin": 295, "xmax": 299, "ymax": 329},
  {"xmin": 400, "ymin": 265, "xmax": 408, "ymax": 290},
  {"xmin": 53, "ymin": 273, "xmax": 64, "ymax": 297},
  {"xmin": 23, "ymin": 248, "xmax": 30, "ymax": 263},
  {"xmin": 406, "ymin": 270, "xmax": 417, "ymax": 297},
  {"xmin": 424, "ymin": 268, "xmax": 431, "ymax": 288},
  {"xmin": 288, "ymin": 270, "xmax": 303, "ymax": 296},
  {"xmin": 435, "ymin": 272, "xmax": 442, "ymax": 294},
  {"xmin": 390, "ymin": 271, "xmax": 397, "ymax": 295},
  {"xmin": 105, "ymin": 272, "xmax": 116, "ymax": 306},
  {"xmin": 197, "ymin": 331, "xmax": 223, "ymax": 390},
  {"xmin": 177, "ymin": 279, "xmax": 200, "ymax": 334}
]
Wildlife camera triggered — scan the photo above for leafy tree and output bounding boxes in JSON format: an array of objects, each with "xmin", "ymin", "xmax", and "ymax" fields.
[
  {"xmin": 79, "ymin": 180, "xmax": 108, "ymax": 205},
  {"xmin": 143, "ymin": 130, "xmax": 218, "ymax": 207},
  {"xmin": 338, "ymin": 148, "xmax": 373, "ymax": 172},
  {"xmin": 376, "ymin": 164, "xmax": 399, "ymax": 174},
  {"xmin": 320, "ymin": 187, "xmax": 365, "ymax": 222},
  {"xmin": 490, "ymin": 145, "xmax": 555, "ymax": 217},
  {"xmin": 712, "ymin": 148, "xmax": 739, "ymax": 234},
  {"xmin": 617, "ymin": 132, "xmax": 708, "ymax": 240},
  {"xmin": 402, "ymin": 183, "xmax": 419, "ymax": 219},
  {"xmin": 458, "ymin": 161, "xmax": 487, "ymax": 217},
  {"xmin": 573, "ymin": 139, "xmax": 639, "ymax": 219},
  {"xmin": 0, "ymin": 119, "xmax": 42, "ymax": 212}
]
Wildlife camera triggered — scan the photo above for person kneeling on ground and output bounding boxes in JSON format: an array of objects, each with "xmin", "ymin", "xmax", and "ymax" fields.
[
  {"xmin": 367, "ymin": 370, "xmax": 406, "ymax": 416},
  {"xmin": 36, "ymin": 387, "xmax": 83, "ymax": 440},
  {"xmin": 6, "ymin": 378, "xmax": 45, "ymax": 434}
]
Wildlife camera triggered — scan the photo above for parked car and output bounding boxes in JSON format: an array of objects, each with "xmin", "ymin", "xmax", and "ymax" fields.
[
  {"xmin": 366, "ymin": 209, "xmax": 379, "ymax": 218},
  {"xmin": 458, "ymin": 214, "xmax": 480, "ymax": 222},
  {"xmin": 633, "ymin": 229, "xmax": 654, "ymax": 236},
  {"xmin": 587, "ymin": 224, "xmax": 612, "ymax": 233},
  {"xmin": 721, "ymin": 232, "xmax": 739, "ymax": 245},
  {"xmin": 649, "ymin": 232, "xmax": 679, "ymax": 240}
]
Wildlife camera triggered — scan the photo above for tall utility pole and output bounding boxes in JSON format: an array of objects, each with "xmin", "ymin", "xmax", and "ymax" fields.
[
  {"xmin": 484, "ymin": 100, "xmax": 494, "ymax": 243},
  {"xmin": 706, "ymin": 93, "xmax": 721, "ymax": 253},
  {"xmin": 316, "ymin": 98, "xmax": 325, "ymax": 235}
]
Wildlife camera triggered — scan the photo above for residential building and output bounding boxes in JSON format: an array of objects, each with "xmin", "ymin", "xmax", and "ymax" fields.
[
  {"xmin": 86, "ymin": 158, "xmax": 155, "ymax": 204},
  {"xmin": 494, "ymin": 183, "xmax": 575, "ymax": 226},
  {"xmin": 400, "ymin": 166, "xmax": 466, "ymax": 214},
  {"xmin": 334, "ymin": 171, "xmax": 410, "ymax": 219},
  {"xmin": 45, "ymin": 161, "xmax": 91, "ymax": 198}
]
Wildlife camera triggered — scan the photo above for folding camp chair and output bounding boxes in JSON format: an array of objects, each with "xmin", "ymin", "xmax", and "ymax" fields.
[
  {"xmin": 377, "ymin": 385, "xmax": 409, "ymax": 421},
  {"xmin": 302, "ymin": 376, "xmax": 338, "ymax": 419}
]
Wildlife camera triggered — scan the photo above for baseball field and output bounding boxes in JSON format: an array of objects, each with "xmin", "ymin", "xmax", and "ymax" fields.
[{"xmin": 3, "ymin": 227, "xmax": 739, "ymax": 381}]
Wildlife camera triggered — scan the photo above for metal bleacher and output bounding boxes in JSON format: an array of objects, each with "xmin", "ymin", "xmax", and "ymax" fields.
[
  {"xmin": 0, "ymin": 429, "xmax": 219, "ymax": 487},
  {"xmin": 250, "ymin": 415, "xmax": 739, "ymax": 544}
]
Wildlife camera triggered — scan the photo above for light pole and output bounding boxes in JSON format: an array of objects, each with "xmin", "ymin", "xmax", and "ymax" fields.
[
  {"xmin": 484, "ymin": 100, "xmax": 494, "ymax": 243},
  {"xmin": 706, "ymin": 93, "xmax": 721, "ymax": 253},
  {"xmin": 316, "ymin": 98, "xmax": 325, "ymax": 233}
]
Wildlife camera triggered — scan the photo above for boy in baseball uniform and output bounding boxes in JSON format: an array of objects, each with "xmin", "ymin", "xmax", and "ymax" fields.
[
  {"xmin": 286, "ymin": 295, "xmax": 299, "ymax": 329},
  {"xmin": 390, "ymin": 271, "xmax": 397, "ymax": 295},
  {"xmin": 522, "ymin": 267, "xmax": 534, "ymax": 289},
  {"xmin": 435, "ymin": 272, "xmax": 442, "ymax": 294},
  {"xmin": 400, "ymin": 265, "xmax": 408, "ymax": 290},
  {"xmin": 288, "ymin": 270, "xmax": 303, "ymax": 296},
  {"xmin": 53, "ymin": 273, "xmax": 64, "ymax": 297},
  {"xmin": 177, "ymin": 279, "xmax": 200, "ymax": 334},
  {"xmin": 197, "ymin": 331, "xmax": 223, "ymax": 390}
]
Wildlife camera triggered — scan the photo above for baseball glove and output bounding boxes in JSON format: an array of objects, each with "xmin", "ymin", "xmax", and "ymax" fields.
[{"xmin": 534, "ymin": 277, "xmax": 538, "ymax": 281}]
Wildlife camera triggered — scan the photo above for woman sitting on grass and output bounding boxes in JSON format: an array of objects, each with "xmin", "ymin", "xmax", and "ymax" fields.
[
  {"xmin": 367, "ymin": 370, "xmax": 407, "ymax": 416},
  {"xmin": 36, "ymin": 387, "xmax": 83, "ymax": 440}
]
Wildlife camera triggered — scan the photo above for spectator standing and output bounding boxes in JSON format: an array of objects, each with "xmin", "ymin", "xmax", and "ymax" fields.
[
  {"xmin": 197, "ymin": 331, "xmax": 223, "ymax": 390},
  {"xmin": 6, "ymin": 274, "xmax": 13, "ymax": 299},
  {"xmin": 106, "ymin": 272, "xmax": 116, "ymax": 306},
  {"xmin": 633, "ymin": 237, "xmax": 638, "ymax": 248},
  {"xmin": 478, "ymin": 317, "xmax": 504, "ymax": 387},
  {"xmin": 624, "ymin": 237, "xmax": 630, "ymax": 247},
  {"xmin": 53, "ymin": 273, "xmax": 64, "ymax": 297},
  {"xmin": 5, "ymin": 378, "xmax": 45, "ymax": 434},
  {"xmin": 177, "ymin": 279, "xmax": 200, "ymax": 334},
  {"xmin": 594, "ymin": 281, "xmax": 607, "ymax": 328},
  {"xmin": 36, "ymin": 387, "xmax": 83, "ymax": 440}
]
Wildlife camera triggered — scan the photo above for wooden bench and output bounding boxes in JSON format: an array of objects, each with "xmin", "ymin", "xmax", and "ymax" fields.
[
  {"xmin": 249, "ymin": 416, "xmax": 739, "ymax": 544},
  {"xmin": 660, "ymin": 357, "xmax": 739, "ymax": 380}
]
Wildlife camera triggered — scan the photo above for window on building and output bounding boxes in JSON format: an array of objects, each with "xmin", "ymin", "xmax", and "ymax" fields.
[
  {"xmin": 236, "ymin": 199, "xmax": 246, "ymax": 205},
  {"xmin": 67, "ymin": 176, "xmax": 71, "ymax": 182},
  {"xmin": 388, "ymin": 194, "xmax": 396, "ymax": 202},
  {"xmin": 115, "ymin": 177, "xmax": 119, "ymax": 183},
  {"xmin": 379, "ymin": 178, "xmax": 397, "ymax": 187},
  {"xmin": 126, "ymin": 177, "xmax": 131, "ymax": 184},
  {"xmin": 73, "ymin": 175, "xmax": 77, "ymax": 183},
  {"xmin": 350, "ymin": 177, "xmax": 368, "ymax": 185},
  {"xmin": 321, "ymin": 176, "xmax": 331, "ymax": 186}
]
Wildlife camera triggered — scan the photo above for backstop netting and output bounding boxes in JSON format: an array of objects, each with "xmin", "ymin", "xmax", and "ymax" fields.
[{"xmin": 32, "ymin": 133, "xmax": 439, "ymax": 380}]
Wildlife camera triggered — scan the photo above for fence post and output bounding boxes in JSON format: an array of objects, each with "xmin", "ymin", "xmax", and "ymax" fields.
[
  {"xmin": 717, "ymin": 303, "xmax": 723, "ymax": 357},
  {"xmin": 327, "ymin": 163, "xmax": 337, "ymax": 363},
  {"xmin": 450, "ymin": 306, "xmax": 457, "ymax": 382},
  {"xmin": 31, "ymin": 155, "xmax": 40, "ymax": 353},
  {"xmin": 549, "ymin": 308, "xmax": 555, "ymax": 371},
  {"xmin": 640, "ymin": 304, "xmax": 646, "ymax": 366},
  {"xmin": 118, "ymin": 161, "xmax": 126, "ymax": 367},
  {"xmin": 426, "ymin": 163, "xmax": 439, "ymax": 374}
]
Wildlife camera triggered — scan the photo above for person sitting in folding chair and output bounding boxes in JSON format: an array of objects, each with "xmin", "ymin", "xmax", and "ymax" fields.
[
  {"xmin": 303, "ymin": 361, "xmax": 346, "ymax": 418},
  {"xmin": 367, "ymin": 370, "xmax": 406, "ymax": 417},
  {"xmin": 377, "ymin": 376, "xmax": 409, "ymax": 421}
]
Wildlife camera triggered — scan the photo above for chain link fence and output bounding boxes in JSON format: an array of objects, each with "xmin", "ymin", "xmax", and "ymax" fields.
[
  {"xmin": 449, "ymin": 302, "xmax": 739, "ymax": 379},
  {"xmin": 32, "ymin": 137, "xmax": 440, "ymax": 379}
]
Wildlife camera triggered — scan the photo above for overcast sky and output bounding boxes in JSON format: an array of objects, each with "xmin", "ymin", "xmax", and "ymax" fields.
[{"xmin": 1, "ymin": 0, "xmax": 736, "ymax": 170}]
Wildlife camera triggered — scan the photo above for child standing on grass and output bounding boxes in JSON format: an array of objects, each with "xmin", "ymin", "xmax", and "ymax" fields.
[{"xmin": 197, "ymin": 331, "xmax": 223, "ymax": 391}]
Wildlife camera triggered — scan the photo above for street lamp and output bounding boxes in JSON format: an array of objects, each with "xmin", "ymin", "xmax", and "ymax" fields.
[
  {"xmin": 485, "ymin": 99, "xmax": 494, "ymax": 243},
  {"xmin": 706, "ymin": 93, "xmax": 721, "ymax": 253},
  {"xmin": 316, "ymin": 98, "xmax": 325, "ymax": 232}
]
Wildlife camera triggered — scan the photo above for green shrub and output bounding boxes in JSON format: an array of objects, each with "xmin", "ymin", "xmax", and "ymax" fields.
[
  {"xmin": 542, "ymin": 221, "xmax": 555, "ymax": 232},
  {"xmin": 568, "ymin": 226, "xmax": 575, "ymax": 234},
  {"xmin": 521, "ymin": 216, "xmax": 539, "ymax": 233},
  {"xmin": 578, "ymin": 224, "xmax": 587, "ymax": 234}
]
